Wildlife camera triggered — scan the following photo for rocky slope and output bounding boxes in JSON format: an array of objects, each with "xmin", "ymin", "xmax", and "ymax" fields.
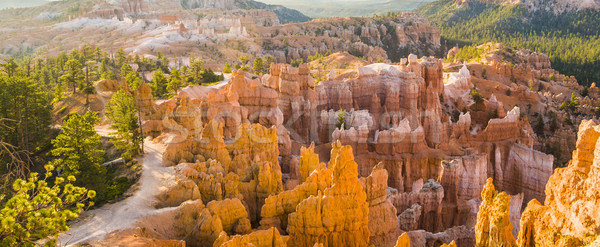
[
  {"xmin": 416, "ymin": 0, "xmax": 600, "ymax": 84},
  {"xmin": 259, "ymin": 13, "xmax": 440, "ymax": 63},
  {"xmin": 181, "ymin": 0, "xmax": 310, "ymax": 23},
  {"xmin": 0, "ymin": 1, "xmax": 440, "ymax": 68},
  {"xmin": 258, "ymin": 0, "xmax": 436, "ymax": 18}
]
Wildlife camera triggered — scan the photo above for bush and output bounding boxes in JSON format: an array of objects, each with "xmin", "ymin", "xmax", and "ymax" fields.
[
  {"xmin": 335, "ymin": 109, "xmax": 346, "ymax": 129},
  {"xmin": 471, "ymin": 89, "xmax": 484, "ymax": 103},
  {"xmin": 201, "ymin": 69, "xmax": 224, "ymax": 84},
  {"xmin": 104, "ymin": 177, "xmax": 134, "ymax": 200},
  {"xmin": 291, "ymin": 58, "xmax": 304, "ymax": 68}
]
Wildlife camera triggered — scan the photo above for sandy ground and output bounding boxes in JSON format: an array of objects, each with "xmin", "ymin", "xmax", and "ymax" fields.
[{"xmin": 58, "ymin": 129, "xmax": 176, "ymax": 246}]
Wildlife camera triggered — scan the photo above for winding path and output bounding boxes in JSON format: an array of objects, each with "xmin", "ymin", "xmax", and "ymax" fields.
[{"xmin": 58, "ymin": 129, "xmax": 176, "ymax": 246}]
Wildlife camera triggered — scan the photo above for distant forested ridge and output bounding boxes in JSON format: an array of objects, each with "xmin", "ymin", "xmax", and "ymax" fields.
[{"xmin": 416, "ymin": 0, "xmax": 600, "ymax": 85}]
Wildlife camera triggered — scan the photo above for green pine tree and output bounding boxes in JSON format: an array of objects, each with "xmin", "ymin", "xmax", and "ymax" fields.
[
  {"xmin": 0, "ymin": 165, "xmax": 95, "ymax": 246},
  {"xmin": 60, "ymin": 58, "xmax": 84, "ymax": 93},
  {"xmin": 152, "ymin": 69, "xmax": 168, "ymax": 98},
  {"xmin": 223, "ymin": 62, "xmax": 232, "ymax": 73},
  {"xmin": 105, "ymin": 89, "xmax": 142, "ymax": 161},
  {"xmin": 253, "ymin": 57, "xmax": 264, "ymax": 74},
  {"xmin": 167, "ymin": 69, "xmax": 182, "ymax": 97}
]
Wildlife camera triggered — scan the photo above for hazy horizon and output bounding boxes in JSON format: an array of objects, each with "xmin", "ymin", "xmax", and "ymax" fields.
[{"xmin": 0, "ymin": 0, "xmax": 52, "ymax": 9}]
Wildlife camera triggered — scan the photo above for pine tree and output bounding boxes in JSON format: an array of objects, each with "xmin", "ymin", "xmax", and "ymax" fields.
[
  {"xmin": 223, "ymin": 62, "xmax": 232, "ymax": 73},
  {"xmin": 49, "ymin": 111, "xmax": 105, "ymax": 178},
  {"xmin": 60, "ymin": 58, "xmax": 84, "ymax": 93},
  {"xmin": 156, "ymin": 51, "xmax": 170, "ymax": 73},
  {"xmin": 0, "ymin": 165, "xmax": 95, "ymax": 246},
  {"xmin": 84, "ymin": 61, "xmax": 98, "ymax": 105},
  {"xmin": 239, "ymin": 55, "xmax": 250, "ymax": 71},
  {"xmin": 190, "ymin": 57, "xmax": 204, "ymax": 84},
  {"xmin": 0, "ymin": 73, "xmax": 52, "ymax": 152},
  {"xmin": 152, "ymin": 70, "xmax": 168, "ymax": 98},
  {"xmin": 105, "ymin": 89, "xmax": 142, "ymax": 161},
  {"xmin": 336, "ymin": 108, "xmax": 346, "ymax": 129},
  {"xmin": 53, "ymin": 83, "xmax": 65, "ymax": 104},
  {"xmin": 99, "ymin": 60, "xmax": 116, "ymax": 80},
  {"xmin": 253, "ymin": 57, "xmax": 264, "ymax": 74},
  {"xmin": 167, "ymin": 69, "xmax": 182, "ymax": 97},
  {"xmin": 116, "ymin": 48, "xmax": 126, "ymax": 68},
  {"xmin": 120, "ymin": 63, "xmax": 133, "ymax": 78},
  {"xmin": 124, "ymin": 71, "xmax": 143, "ymax": 91}
]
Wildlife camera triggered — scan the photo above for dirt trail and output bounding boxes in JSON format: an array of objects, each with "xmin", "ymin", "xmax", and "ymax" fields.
[{"xmin": 58, "ymin": 134, "xmax": 176, "ymax": 246}]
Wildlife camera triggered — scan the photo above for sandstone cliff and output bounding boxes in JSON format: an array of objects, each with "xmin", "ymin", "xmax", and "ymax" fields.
[{"xmin": 516, "ymin": 120, "xmax": 600, "ymax": 246}]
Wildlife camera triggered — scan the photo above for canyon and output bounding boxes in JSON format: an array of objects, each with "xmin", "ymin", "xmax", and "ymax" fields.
[
  {"xmin": 57, "ymin": 35, "xmax": 599, "ymax": 246},
  {"xmin": 0, "ymin": 1, "xmax": 596, "ymax": 246}
]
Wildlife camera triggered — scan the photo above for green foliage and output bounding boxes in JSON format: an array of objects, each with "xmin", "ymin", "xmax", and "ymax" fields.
[
  {"xmin": 548, "ymin": 111, "xmax": 558, "ymax": 132},
  {"xmin": 120, "ymin": 63, "xmax": 133, "ymax": 78},
  {"xmin": 534, "ymin": 114, "xmax": 545, "ymax": 136},
  {"xmin": 49, "ymin": 111, "xmax": 108, "ymax": 201},
  {"xmin": 560, "ymin": 92, "xmax": 580, "ymax": 112},
  {"xmin": 253, "ymin": 57, "xmax": 265, "ymax": 74},
  {"xmin": 167, "ymin": 69, "xmax": 182, "ymax": 97},
  {"xmin": 59, "ymin": 58, "xmax": 84, "ymax": 93},
  {"xmin": 189, "ymin": 57, "xmax": 205, "ymax": 84},
  {"xmin": 335, "ymin": 108, "xmax": 347, "ymax": 129},
  {"xmin": 99, "ymin": 60, "xmax": 116, "ymax": 80},
  {"xmin": 124, "ymin": 71, "xmax": 143, "ymax": 91},
  {"xmin": 488, "ymin": 109, "xmax": 499, "ymax": 119},
  {"xmin": 0, "ymin": 66, "xmax": 52, "ymax": 153},
  {"xmin": 446, "ymin": 44, "xmax": 485, "ymax": 62},
  {"xmin": 52, "ymin": 83, "xmax": 65, "ymax": 105},
  {"xmin": 451, "ymin": 109, "xmax": 461, "ymax": 122},
  {"xmin": 308, "ymin": 50, "xmax": 333, "ymax": 62},
  {"xmin": 223, "ymin": 62, "xmax": 232, "ymax": 73},
  {"xmin": 49, "ymin": 112, "xmax": 104, "ymax": 177},
  {"xmin": 417, "ymin": 0, "xmax": 600, "ymax": 84},
  {"xmin": 116, "ymin": 48, "xmax": 127, "ymax": 69},
  {"xmin": 291, "ymin": 58, "xmax": 304, "ymax": 68},
  {"xmin": 152, "ymin": 70, "xmax": 168, "ymax": 98},
  {"xmin": 201, "ymin": 69, "xmax": 224, "ymax": 84},
  {"xmin": 0, "ymin": 165, "xmax": 94, "ymax": 246},
  {"xmin": 471, "ymin": 89, "xmax": 484, "ymax": 103},
  {"xmin": 238, "ymin": 56, "xmax": 250, "ymax": 71},
  {"xmin": 105, "ymin": 90, "xmax": 142, "ymax": 161},
  {"xmin": 544, "ymin": 141, "xmax": 563, "ymax": 168},
  {"xmin": 156, "ymin": 51, "xmax": 170, "ymax": 73},
  {"xmin": 239, "ymin": 55, "xmax": 249, "ymax": 65},
  {"xmin": 57, "ymin": 106, "xmax": 67, "ymax": 114}
]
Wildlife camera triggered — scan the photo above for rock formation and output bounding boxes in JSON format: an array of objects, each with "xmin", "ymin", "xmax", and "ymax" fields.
[
  {"xmin": 214, "ymin": 227, "xmax": 287, "ymax": 247},
  {"xmin": 68, "ymin": 40, "xmax": 599, "ymax": 247},
  {"xmin": 287, "ymin": 142, "xmax": 370, "ymax": 247},
  {"xmin": 516, "ymin": 120, "xmax": 600, "ymax": 246},
  {"xmin": 474, "ymin": 178, "xmax": 517, "ymax": 247},
  {"xmin": 388, "ymin": 179, "xmax": 444, "ymax": 232},
  {"xmin": 359, "ymin": 164, "xmax": 401, "ymax": 246}
]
